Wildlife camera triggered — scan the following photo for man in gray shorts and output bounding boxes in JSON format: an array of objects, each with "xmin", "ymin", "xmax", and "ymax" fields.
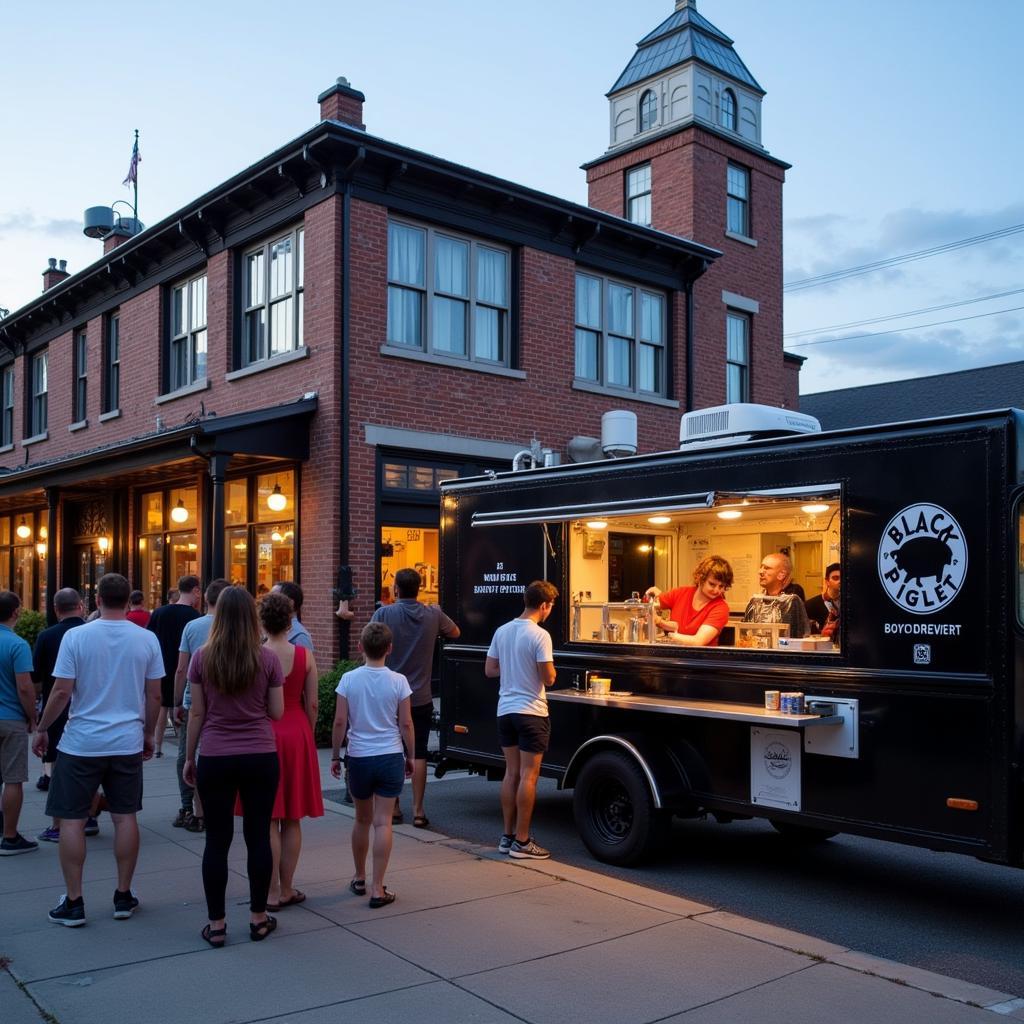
[
  {"xmin": 371, "ymin": 567, "xmax": 460, "ymax": 827},
  {"xmin": 484, "ymin": 580, "xmax": 558, "ymax": 860},
  {"xmin": 32, "ymin": 574, "xmax": 164, "ymax": 926},
  {"xmin": 0, "ymin": 590, "xmax": 39, "ymax": 855}
]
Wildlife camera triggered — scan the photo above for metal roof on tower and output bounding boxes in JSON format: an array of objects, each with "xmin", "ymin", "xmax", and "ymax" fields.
[{"xmin": 609, "ymin": 1, "xmax": 764, "ymax": 95}]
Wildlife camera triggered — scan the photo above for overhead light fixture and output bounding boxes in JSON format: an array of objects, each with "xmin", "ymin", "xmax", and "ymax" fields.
[
  {"xmin": 267, "ymin": 483, "xmax": 288, "ymax": 513},
  {"xmin": 39, "ymin": 526, "xmax": 48, "ymax": 540},
  {"xmin": 801, "ymin": 503, "xmax": 829, "ymax": 515},
  {"xmin": 717, "ymin": 510, "xmax": 742, "ymax": 520},
  {"xmin": 97, "ymin": 535, "xmax": 110, "ymax": 553},
  {"xmin": 16, "ymin": 517, "xmax": 31, "ymax": 539},
  {"xmin": 170, "ymin": 498, "xmax": 189, "ymax": 523},
  {"xmin": 36, "ymin": 542, "xmax": 47, "ymax": 559},
  {"xmin": 585, "ymin": 520, "xmax": 608, "ymax": 530},
  {"xmin": 648, "ymin": 515, "xmax": 671, "ymax": 525},
  {"xmin": 271, "ymin": 530, "xmax": 283, "ymax": 542},
  {"xmin": 638, "ymin": 544, "xmax": 652, "ymax": 553}
]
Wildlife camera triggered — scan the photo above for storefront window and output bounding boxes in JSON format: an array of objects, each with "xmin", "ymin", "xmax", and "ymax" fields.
[
  {"xmin": 0, "ymin": 513, "xmax": 43, "ymax": 611},
  {"xmin": 226, "ymin": 480, "xmax": 247, "ymax": 526},
  {"xmin": 224, "ymin": 469, "xmax": 296, "ymax": 594},
  {"xmin": 255, "ymin": 524, "xmax": 295, "ymax": 595},
  {"xmin": 227, "ymin": 527, "xmax": 248, "ymax": 587},
  {"xmin": 256, "ymin": 470, "xmax": 294, "ymax": 523},
  {"xmin": 137, "ymin": 485, "xmax": 199, "ymax": 606},
  {"xmin": 380, "ymin": 526, "xmax": 439, "ymax": 605},
  {"xmin": 143, "ymin": 492, "xmax": 163, "ymax": 532},
  {"xmin": 138, "ymin": 534, "xmax": 164, "ymax": 611}
]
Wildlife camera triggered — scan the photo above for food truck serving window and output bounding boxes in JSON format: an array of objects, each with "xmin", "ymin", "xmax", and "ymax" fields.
[{"xmin": 562, "ymin": 486, "xmax": 842, "ymax": 654}]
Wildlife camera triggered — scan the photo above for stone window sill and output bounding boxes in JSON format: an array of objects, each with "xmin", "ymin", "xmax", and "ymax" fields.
[
  {"xmin": 156, "ymin": 379, "xmax": 210, "ymax": 405},
  {"xmin": 69, "ymin": 420, "xmax": 88, "ymax": 433},
  {"xmin": 99, "ymin": 409, "xmax": 121, "ymax": 422},
  {"xmin": 0, "ymin": 443, "xmax": 13, "ymax": 454},
  {"xmin": 22, "ymin": 432, "xmax": 48, "ymax": 447},
  {"xmin": 225, "ymin": 346, "xmax": 309, "ymax": 382},
  {"xmin": 725, "ymin": 230, "xmax": 758, "ymax": 248},
  {"xmin": 572, "ymin": 379, "xmax": 679, "ymax": 409},
  {"xmin": 379, "ymin": 344, "xmax": 527, "ymax": 380}
]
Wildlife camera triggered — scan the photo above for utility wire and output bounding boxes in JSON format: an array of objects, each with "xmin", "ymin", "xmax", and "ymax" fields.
[
  {"xmin": 784, "ymin": 223, "xmax": 1024, "ymax": 292},
  {"xmin": 784, "ymin": 287, "xmax": 1024, "ymax": 339},
  {"xmin": 786, "ymin": 304, "xmax": 1024, "ymax": 348}
]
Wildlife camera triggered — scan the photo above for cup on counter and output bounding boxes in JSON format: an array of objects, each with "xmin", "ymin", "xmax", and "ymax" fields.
[{"xmin": 588, "ymin": 675, "xmax": 612, "ymax": 695}]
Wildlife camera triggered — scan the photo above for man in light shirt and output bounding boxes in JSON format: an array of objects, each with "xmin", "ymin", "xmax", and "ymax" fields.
[{"xmin": 484, "ymin": 580, "xmax": 558, "ymax": 861}]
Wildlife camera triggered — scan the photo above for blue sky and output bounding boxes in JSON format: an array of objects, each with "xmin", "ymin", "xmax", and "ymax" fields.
[{"xmin": 1, "ymin": 0, "xmax": 1021, "ymax": 394}]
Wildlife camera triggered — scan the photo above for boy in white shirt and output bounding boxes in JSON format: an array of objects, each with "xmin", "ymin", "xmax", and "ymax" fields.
[{"xmin": 331, "ymin": 622, "xmax": 414, "ymax": 908}]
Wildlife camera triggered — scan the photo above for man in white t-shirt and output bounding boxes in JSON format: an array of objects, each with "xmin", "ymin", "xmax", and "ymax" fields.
[
  {"xmin": 32, "ymin": 573, "xmax": 164, "ymax": 927},
  {"xmin": 484, "ymin": 580, "xmax": 558, "ymax": 861}
]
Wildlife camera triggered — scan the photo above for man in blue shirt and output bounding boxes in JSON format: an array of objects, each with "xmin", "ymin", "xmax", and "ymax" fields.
[
  {"xmin": 0, "ymin": 590, "xmax": 40, "ymax": 855},
  {"xmin": 272, "ymin": 581, "xmax": 313, "ymax": 650}
]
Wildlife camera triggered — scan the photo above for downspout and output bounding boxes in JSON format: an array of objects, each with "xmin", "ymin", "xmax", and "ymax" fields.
[
  {"xmin": 339, "ymin": 181, "xmax": 352, "ymax": 656},
  {"xmin": 684, "ymin": 279, "xmax": 694, "ymax": 413}
]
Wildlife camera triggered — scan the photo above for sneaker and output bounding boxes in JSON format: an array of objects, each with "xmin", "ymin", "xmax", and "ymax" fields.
[
  {"xmin": 113, "ymin": 889, "xmax": 140, "ymax": 919},
  {"xmin": 172, "ymin": 808, "xmax": 191, "ymax": 828},
  {"xmin": 37, "ymin": 826, "xmax": 61, "ymax": 843},
  {"xmin": 509, "ymin": 837, "xmax": 550, "ymax": 860},
  {"xmin": 36, "ymin": 774, "xmax": 50, "ymax": 791},
  {"xmin": 498, "ymin": 833, "xmax": 515, "ymax": 855},
  {"xmin": 84, "ymin": 817, "xmax": 99, "ymax": 837},
  {"xmin": 48, "ymin": 894, "xmax": 86, "ymax": 927},
  {"xmin": 0, "ymin": 833, "xmax": 40, "ymax": 856}
]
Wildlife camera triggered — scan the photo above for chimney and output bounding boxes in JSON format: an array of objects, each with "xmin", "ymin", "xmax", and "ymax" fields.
[
  {"xmin": 42, "ymin": 257, "xmax": 70, "ymax": 292},
  {"xmin": 103, "ymin": 221, "xmax": 142, "ymax": 254},
  {"xmin": 318, "ymin": 77, "xmax": 365, "ymax": 130}
]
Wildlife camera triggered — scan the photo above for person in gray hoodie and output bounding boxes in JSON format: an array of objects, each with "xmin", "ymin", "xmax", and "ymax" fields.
[{"xmin": 370, "ymin": 568, "xmax": 459, "ymax": 827}]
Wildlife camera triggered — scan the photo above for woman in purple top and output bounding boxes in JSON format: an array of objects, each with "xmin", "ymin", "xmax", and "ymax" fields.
[{"xmin": 183, "ymin": 587, "xmax": 284, "ymax": 947}]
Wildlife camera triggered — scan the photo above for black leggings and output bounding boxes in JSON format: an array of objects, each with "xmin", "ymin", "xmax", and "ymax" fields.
[{"xmin": 196, "ymin": 752, "xmax": 280, "ymax": 920}]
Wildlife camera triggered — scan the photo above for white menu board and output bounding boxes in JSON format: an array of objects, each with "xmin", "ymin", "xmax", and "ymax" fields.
[{"xmin": 750, "ymin": 727, "xmax": 801, "ymax": 811}]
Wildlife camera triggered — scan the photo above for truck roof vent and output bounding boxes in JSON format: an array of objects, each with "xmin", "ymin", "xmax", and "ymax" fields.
[{"xmin": 680, "ymin": 404, "xmax": 821, "ymax": 449}]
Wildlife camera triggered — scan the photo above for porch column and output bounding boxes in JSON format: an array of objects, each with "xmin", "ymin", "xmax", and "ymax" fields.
[
  {"xmin": 45, "ymin": 486, "xmax": 59, "ymax": 625},
  {"xmin": 208, "ymin": 454, "xmax": 229, "ymax": 581}
]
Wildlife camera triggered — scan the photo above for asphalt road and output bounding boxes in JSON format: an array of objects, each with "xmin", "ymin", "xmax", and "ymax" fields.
[{"xmin": 331, "ymin": 771, "xmax": 1024, "ymax": 996}]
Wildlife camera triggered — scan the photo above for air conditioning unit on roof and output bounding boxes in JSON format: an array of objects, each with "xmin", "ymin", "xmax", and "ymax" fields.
[{"xmin": 680, "ymin": 404, "xmax": 821, "ymax": 449}]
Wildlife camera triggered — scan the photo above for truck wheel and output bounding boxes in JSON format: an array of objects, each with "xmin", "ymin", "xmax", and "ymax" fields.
[
  {"xmin": 573, "ymin": 750, "xmax": 669, "ymax": 866},
  {"xmin": 770, "ymin": 820, "xmax": 838, "ymax": 844}
]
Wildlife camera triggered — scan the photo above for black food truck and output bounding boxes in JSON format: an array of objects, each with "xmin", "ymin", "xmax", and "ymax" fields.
[{"xmin": 435, "ymin": 405, "xmax": 1024, "ymax": 867}]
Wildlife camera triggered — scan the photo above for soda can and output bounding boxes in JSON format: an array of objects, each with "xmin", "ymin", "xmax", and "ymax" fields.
[
  {"xmin": 790, "ymin": 692, "xmax": 805, "ymax": 713},
  {"xmin": 781, "ymin": 693, "xmax": 796, "ymax": 713},
  {"xmin": 764, "ymin": 690, "xmax": 781, "ymax": 711}
]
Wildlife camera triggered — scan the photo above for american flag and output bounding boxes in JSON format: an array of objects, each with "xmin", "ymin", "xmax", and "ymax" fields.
[{"xmin": 122, "ymin": 138, "xmax": 140, "ymax": 187}]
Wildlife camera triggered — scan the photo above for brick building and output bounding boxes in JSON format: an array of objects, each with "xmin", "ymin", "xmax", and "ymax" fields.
[{"xmin": 0, "ymin": 1, "xmax": 793, "ymax": 662}]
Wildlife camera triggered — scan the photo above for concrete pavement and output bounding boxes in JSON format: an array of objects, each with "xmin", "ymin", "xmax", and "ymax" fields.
[{"xmin": 2, "ymin": 747, "xmax": 1023, "ymax": 1023}]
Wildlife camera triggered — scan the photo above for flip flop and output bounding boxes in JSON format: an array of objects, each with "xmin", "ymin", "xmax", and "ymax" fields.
[
  {"xmin": 348, "ymin": 878, "xmax": 366, "ymax": 896},
  {"xmin": 413, "ymin": 815, "xmax": 430, "ymax": 829},
  {"xmin": 276, "ymin": 890, "xmax": 306, "ymax": 908},
  {"xmin": 368, "ymin": 888, "xmax": 396, "ymax": 909},
  {"xmin": 201, "ymin": 923, "xmax": 227, "ymax": 948}
]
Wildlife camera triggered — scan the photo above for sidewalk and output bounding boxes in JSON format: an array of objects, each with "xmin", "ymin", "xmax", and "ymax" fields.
[{"xmin": 3, "ymin": 748, "xmax": 1023, "ymax": 1024}]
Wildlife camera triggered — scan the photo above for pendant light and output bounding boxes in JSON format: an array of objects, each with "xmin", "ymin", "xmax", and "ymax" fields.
[
  {"xmin": 16, "ymin": 517, "xmax": 31, "ymax": 539},
  {"xmin": 267, "ymin": 482, "xmax": 287, "ymax": 513},
  {"xmin": 170, "ymin": 498, "xmax": 189, "ymax": 523}
]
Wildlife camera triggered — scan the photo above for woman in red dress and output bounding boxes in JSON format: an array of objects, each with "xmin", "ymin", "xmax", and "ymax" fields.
[
  {"xmin": 259, "ymin": 593, "xmax": 324, "ymax": 909},
  {"xmin": 645, "ymin": 554, "xmax": 734, "ymax": 647}
]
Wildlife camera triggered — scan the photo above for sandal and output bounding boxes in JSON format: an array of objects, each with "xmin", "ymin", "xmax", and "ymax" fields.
[
  {"xmin": 249, "ymin": 915, "xmax": 277, "ymax": 941},
  {"xmin": 392, "ymin": 811, "xmax": 404, "ymax": 825},
  {"xmin": 368, "ymin": 888, "xmax": 396, "ymax": 909},
  {"xmin": 348, "ymin": 878, "xmax": 366, "ymax": 896},
  {"xmin": 201, "ymin": 923, "xmax": 227, "ymax": 948},
  {"xmin": 412, "ymin": 815, "xmax": 430, "ymax": 829},
  {"xmin": 277, "ymin": 890, "xmax": 306, "ymax": 908}
]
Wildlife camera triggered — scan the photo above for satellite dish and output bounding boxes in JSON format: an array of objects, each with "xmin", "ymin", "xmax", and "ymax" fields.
[{"xmin": 83, "ymin": 206, "xmax": 115, "ymax": 239}]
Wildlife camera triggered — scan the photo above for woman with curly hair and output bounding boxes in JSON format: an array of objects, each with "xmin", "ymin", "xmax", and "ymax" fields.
[
  {"xmin": 645, "ymin": 555, "xmax": 734, "ymax": 647},
  {"xmin": 183, "ymin": 587, "xmax": 284, "ymax": 947}
]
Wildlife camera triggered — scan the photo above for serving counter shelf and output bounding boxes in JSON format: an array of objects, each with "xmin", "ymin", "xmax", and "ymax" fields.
[{"xmin": 548, "ymin": 689, "xmax": 844, "ymax": 728}]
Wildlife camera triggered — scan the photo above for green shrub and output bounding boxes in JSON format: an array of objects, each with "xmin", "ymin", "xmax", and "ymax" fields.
[
  {"xmin": 315, "ymin": 659, "xmax": 360, "ymax": 747},
  {"xmin": 14, "ymin": 609, "xmax": 47, "ymax": 651}
]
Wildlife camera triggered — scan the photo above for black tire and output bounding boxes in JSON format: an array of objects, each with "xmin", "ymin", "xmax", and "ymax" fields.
[
  {"xmin": 770, "ymin": 820, "xmax": 838, "ymax": 844},
  {"xmin": 573, "ymin": 750, "xmax": 669, "ymax": 866}
]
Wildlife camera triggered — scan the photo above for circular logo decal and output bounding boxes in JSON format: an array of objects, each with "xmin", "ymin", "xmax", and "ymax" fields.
[
  {"xmin": 763, "ymin": 740, "xmax": 792, "ymax": 779},
  {"xmin": 877, "ymin": 503, "xmax": 967, "ymax": 615}
]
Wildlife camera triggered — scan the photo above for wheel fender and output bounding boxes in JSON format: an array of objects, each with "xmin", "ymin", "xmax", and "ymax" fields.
[{"xmin": 560, "ymin": 733, "xmax": 695, "ymax": 809}]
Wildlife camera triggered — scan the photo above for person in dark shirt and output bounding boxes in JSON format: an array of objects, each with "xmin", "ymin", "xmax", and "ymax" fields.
[
  {"xmin": 805, "ymin": 563, "xmax": 841, "ymax": 637},
  {"xmin": 147, "ymin": 575, "xmax": 201, "ymax": 757},
  {"xmin": 32, "ymin": 588, "xmax": 86, "ymax": 840}
]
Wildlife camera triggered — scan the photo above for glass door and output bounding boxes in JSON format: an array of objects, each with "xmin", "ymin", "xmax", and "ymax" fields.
[{"xmin": 76, "ymin": 543, "xmax": 108, "ymax": 612}]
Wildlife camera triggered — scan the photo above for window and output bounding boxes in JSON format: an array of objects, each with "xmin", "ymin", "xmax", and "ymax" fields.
[
  {"xmin": 639, "ymin": 89, "xmax": 657, "ymax": 132},
  {"xmin": 720, "ymin": 89, "xmax": 737, "ymax": 131},
  {"xmin": 223, "ymin": 469, "xmax": 296, "ymax": 593},
  {"xmin": 29, "ymin": 351, "xmax": 48, "ymax": 436},
  {"xmin": 626, "ymin": 165, "xmax": 652, "ymax": 227},
  {"xmin": 243, "ymin": 226, "xmax": 304, "ymax": 366},
  {"xmin": 387, "ymin": 221, "xmax": 511, "ymax": 366},
  {"xmin": 382, "ymin": 461, "xmax": 459, "ymax": 492},
  {"xmin": 1, "ymin": 367, "xmax": 13, "ymax": 446},
  {"xmin": 73, "ymin": 331, "xmax": 87, "ymax": 423},
  {"xmin": 136, "ymin": 486, "xmax": 199, "ymax": 610},
  {"xmin": 103, "ymin": 313, "xmax": 120, "ymax": 413},
  {"xmin": 575, "ymin": 273, "xmax": 666, "ymax": 396},
  {"xmin": 726, "ymin": 311, "xmax": 750, "ymax": 403},
  {"xmin": 169, "ymin": 273, "xmax": 208, "ymax": 391},
  {"xmin": 727, "ymin": 163, "xmax": 750, "ymax": 236}
]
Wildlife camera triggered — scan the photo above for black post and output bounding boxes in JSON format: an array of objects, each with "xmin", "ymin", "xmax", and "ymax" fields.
[
  {"xmin": 208, "ymin": 454, "xmax": 229, "ymax": 580},
  {"xmin": 45, "ymin": 486, "xmax": 59, "ymax": 625}
]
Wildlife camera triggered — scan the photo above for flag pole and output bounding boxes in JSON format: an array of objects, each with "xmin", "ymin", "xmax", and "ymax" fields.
[{"xmin": 132, "ymin": 129, "xmax": 139, "ymax": 222}]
